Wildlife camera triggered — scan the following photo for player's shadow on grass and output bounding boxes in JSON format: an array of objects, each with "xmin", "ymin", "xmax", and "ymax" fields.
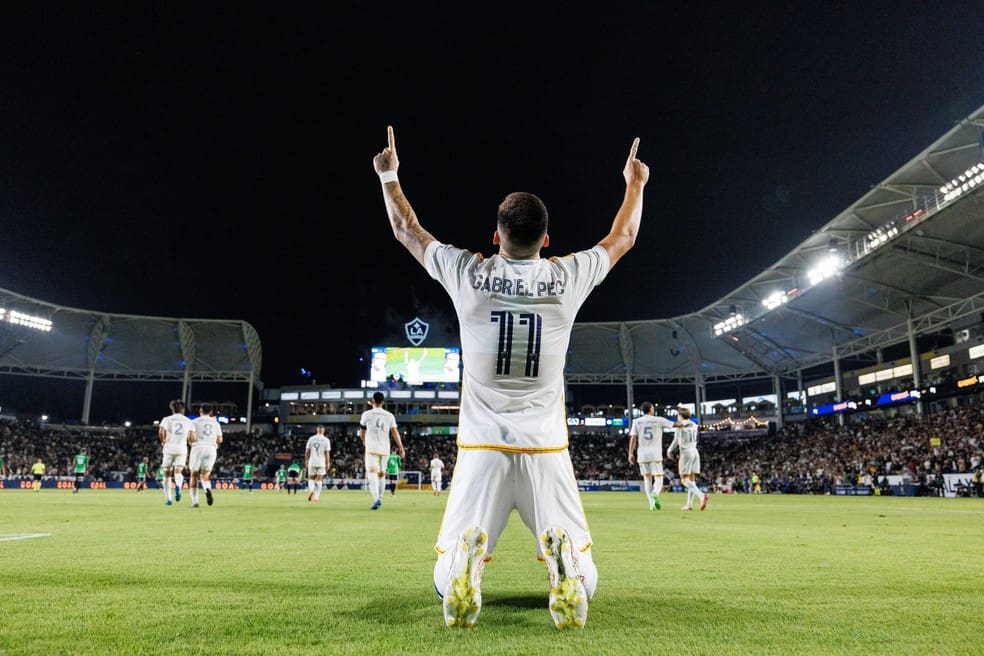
[
  {"xmin": 344, "ymin": 592, "xmax": 546, "ymax": 626},
  {"xmin": 486, "ymin": 593, "xmax": 544, "ymax": 609}
]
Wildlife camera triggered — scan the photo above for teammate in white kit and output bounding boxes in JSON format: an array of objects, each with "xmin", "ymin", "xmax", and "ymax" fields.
[
  {"xmin": 665, "ymin": 407, "xmax": 708, "ymax": 511},
  {"xmin": 189, "ymin": 403, "xmax": 223, "ymax": 507},
  {"xmin": 429, "ymin": 453, "xmax": 445, "ymax": 496},
  {"xmin": 372, "ymin": 125, "xmax": 649, "ymax": 629},
  {"xmin": 158, "ymin": 399, "xmax": 193, "ymax": 506},
  {"xmin": 359, "ymin": 391, "xmax": 405, "ymax": 510},
  {"xmin": 628, "ymin": 401, "xmax": 675, "ymax": 510},
  {"xmin": 304, "ymin": 425, "xmax": 331, "ymax": 502}
]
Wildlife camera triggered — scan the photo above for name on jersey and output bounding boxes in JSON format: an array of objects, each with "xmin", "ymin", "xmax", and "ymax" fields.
[{"xmin": 472, "ymin": 274, "xmax": 565, "ymax": 297}]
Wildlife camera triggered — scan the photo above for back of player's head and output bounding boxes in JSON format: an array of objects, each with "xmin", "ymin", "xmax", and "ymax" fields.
[
  {"xmin": 497, "ymin": 192, "xmax": 548, "ymax": 256},
  {"xmin": 372, "ymin": 391, "xmax": 385, "ymax": 405},
  {"xmin": 169, "ymin": 399, "xmax": 184, "ymax": 413},
  {"xmin": 677, "ymin": 406, "xmax": 692, "ymax": 419},
  {"xmin": 199, "ymin": 402, "xmax": 212, "ymax": 415},
  {"xmin": 640, "ymin": 401, "xmax": 654, "ymax": 414}
]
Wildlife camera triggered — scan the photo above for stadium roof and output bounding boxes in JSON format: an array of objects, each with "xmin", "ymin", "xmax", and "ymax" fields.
[
  {"xmin": 0, "ymin": 287, "xmax": 261, "ymax": 423},
  {"xmin": 569, "ymin": 102, "xmax": 984, "ymax": 387}
]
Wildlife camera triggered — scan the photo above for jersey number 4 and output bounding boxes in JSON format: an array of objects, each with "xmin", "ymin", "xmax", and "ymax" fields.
[{"xmin": 491, "ymin": 311, "xmax": 542, "ymax": 377}]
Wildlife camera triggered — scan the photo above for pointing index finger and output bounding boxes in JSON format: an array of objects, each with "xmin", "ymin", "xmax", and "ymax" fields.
[
  {"xmin": 627, "ymin": 137, "xmax": 639, "ymax": 162},
  {"xmin": 387, "ymin": 125, "xmax": 396, "ymax": 154}
]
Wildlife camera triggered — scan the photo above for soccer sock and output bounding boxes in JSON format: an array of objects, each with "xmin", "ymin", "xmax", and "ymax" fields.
[
  {"xmin": 191, "ymin": 489, "xmax": 198, "ymax": 504},
  {"xmin": 378, "ymin": 477, "xmax": 386, "ymax": 500},
  {"xmin": 642, "ymin": 477, "xmax": 652, "ymax": 504},
  {"xmin": 174, "ymin": 473, "xmax": 184, "ymax": 492},
  {"xmin": 653, "ymin": 476, "xmax": 664, "ymax": 500},
  {"xmin": 686, "ymin": 480, "xmax": 702, "ymax": 504},
  {"xmin": 165, "ymin": 477, "xmax": 173, "ymax": 500},
  {"xmin": 315, "ymin": 481, "xmax": 323, "ymax": 499}
]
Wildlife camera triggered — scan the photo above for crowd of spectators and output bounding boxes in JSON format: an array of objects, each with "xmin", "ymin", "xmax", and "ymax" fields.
[
  {"xmin": 0, "ymin": 416, "xmax": 459, "ymax": 487},
  {"xmin": 2, "ymin": 399, "xmax": 983, "ymax": 495},
  {"xmin": 699, "ymin": 402, "xmax": 984, "ymax": 495}
]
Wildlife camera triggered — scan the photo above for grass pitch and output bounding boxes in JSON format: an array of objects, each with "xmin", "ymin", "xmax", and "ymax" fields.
[{"xmin": 1, "ymin": 487, "xmax": 980, "ymax": 656}]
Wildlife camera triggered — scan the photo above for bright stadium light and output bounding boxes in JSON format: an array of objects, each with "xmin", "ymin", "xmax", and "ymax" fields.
[
  {"xmin": 0, "ymin": 308, "xmax": 53, "ymax": 332},
  {"xmin": 940, "ymin": 162, "xmax": 984, "ymax": 203},
  {"xmin": 762, "ymin": 291, "xmax": 789, "ymax": 310},
  {"xmin": 713, "ymin": 313, "xmax": 745, "ymax": 336},
  {"xmin": 807, "ymin": 254, "xmax": 843, "ymax": 286}
]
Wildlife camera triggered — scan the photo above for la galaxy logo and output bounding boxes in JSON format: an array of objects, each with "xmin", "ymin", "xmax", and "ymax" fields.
[{"xmin": 404, "ymin": 317, "xmax": 429, "ymax": 346}]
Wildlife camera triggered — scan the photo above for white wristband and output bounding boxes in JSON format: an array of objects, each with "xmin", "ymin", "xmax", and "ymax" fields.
[{"xmin": 378, "ymin": 170, "xmax": 399, "ymax": 184}]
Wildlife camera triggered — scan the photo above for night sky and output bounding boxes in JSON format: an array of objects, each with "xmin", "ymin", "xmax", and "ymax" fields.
[{"xmin": 1, "ymin": 4, "xmax": 983, "ymax": 421}]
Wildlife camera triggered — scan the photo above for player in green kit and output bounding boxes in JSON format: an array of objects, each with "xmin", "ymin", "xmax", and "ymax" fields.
[
  {"xmin": 72, "ymin": 449, "xmax": 89, "ymax": 494},
  {"xmin": 242, "ymin": 462, "xmax": 255, "ymax": 493},
  {"xmin": 156, "ymin": 465, "xmax": 165, "ymax": 492},
  {"xmin": 386, "ymin": 451, "xmax": 402, "ymax": 496},
  {"xmin": 136, "ymin": 457, "xmax": 149, "ymax": 492},
  {"xmin": 286, "ymin": 462, "xmax": 302, "ymax": 495},
  {"xmin": 274, "ymin": 464, "xmax": 287, "ymax": 492}
]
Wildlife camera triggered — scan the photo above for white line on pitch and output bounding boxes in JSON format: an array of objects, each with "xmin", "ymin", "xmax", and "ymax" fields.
[{"xmin": 0, "ymin": 533, "xmax": 52, "ymax": 542}]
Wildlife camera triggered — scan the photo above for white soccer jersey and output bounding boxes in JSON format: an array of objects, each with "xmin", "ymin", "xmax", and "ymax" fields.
[
  {"xmin": 160, "ymin": 413, "xmax": 194, "ymax": 455},
  {"xmin": 630, "ymin": 415, "xmax": 675, "ymax": 462},
  {"xmin": 430, "ymin": 458, "xmax": 444, "ymax": 479},
  {"xmin": 191, "ymin": 415, "xmax": 223, "ymax": 448},
  {"xmin": 424, "ymin": 241, "xmax": 609, "ymax": 450},
  {"xmin": 360, "ymin": 407, "xmax": 398, "ymax": 457},
  {"xmin": 305, "ymin": 434, "xmax": 331, "ymax": 467},
  {"xmin": 667, "ymin": 420, "xmax": 700, "ymax": 454}
]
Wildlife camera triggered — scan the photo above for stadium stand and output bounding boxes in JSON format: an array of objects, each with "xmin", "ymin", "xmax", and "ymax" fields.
[{"xmin": 2, "ymin": 105, "xmax": 984, "ymax": 497}]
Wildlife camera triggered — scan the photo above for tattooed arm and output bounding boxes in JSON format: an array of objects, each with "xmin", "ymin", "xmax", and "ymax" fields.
[{"xmin": 372, "ymin": 125, "xmax": 437, "ymax": 266}]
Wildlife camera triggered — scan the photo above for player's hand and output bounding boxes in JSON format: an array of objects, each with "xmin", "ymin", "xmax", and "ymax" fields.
[
  {"xmin": 373, "ymin": 125, "xmax": 399, "ymax": 176},
  {"xmin": 622, "ymin": 137, "xmax": 649, "ymax": 187}
]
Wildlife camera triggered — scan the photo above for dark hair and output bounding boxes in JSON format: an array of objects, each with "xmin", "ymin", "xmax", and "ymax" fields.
[
  {"xmin": 169, "ymin": 399, "xmax": 185, "ymax": 413},
  {"xmin": 373, "ymin": 391, "xmax": 385, "ymax": 404},
  {"xmin": 497, "ymin": 192, "xmax": 548, "ymax": 254},
  {"xmin": 199, "ymin": 403, "xmax": 212, "ymax": 414},
  {"xmin": 640, "ymin": 401, "xmax": 653, "ymax": 414}
]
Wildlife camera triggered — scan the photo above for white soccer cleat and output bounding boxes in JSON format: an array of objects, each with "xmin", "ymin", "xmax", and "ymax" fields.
[
  {"xmin": 540, "ymin": 527, "xmax": 588, "ymax": 629},
  {"xmin": 442, "ymin": 526, "xmax": 487, "ymax": 628}
]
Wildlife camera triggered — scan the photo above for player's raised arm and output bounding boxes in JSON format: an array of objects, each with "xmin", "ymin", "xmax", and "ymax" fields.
[
  {"xmin": 373, "ymin": 125, "xmax": 437, "ymax": 266},
  {"xmin": 596, "ymin": 137, "xmax": 650, "ymax": 269}
]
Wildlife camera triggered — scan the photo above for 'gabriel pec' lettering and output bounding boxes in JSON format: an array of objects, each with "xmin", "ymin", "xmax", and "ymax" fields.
[{"xmin": 472, "ymin": 274, "xmax": 565, "ymax": 297}]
